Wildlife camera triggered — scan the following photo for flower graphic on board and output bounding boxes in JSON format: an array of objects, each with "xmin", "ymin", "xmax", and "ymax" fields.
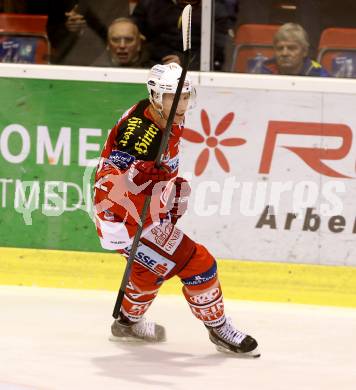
[{"xmin": 182, "ymin": 109, "xmax": 246, "ymax": 176}]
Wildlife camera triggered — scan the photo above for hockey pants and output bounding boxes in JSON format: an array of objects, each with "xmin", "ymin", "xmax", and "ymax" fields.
[{"xmin": 118, "ymin": 221, "xmax": 226, "ymax": 328}]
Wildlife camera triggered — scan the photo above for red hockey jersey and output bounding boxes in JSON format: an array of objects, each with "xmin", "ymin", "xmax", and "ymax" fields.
[{"xmin": 94, "ymin": 99, "xmax": 182, "ymax": 250}]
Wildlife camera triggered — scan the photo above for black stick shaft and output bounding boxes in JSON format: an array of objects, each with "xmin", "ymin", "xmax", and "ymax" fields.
[
  {"xmin": 154, "ymin": 53, "xmax": 190, "ymax": 166},
  {"xmin": 112, "ymin": 52, "xmax": 191, "ymax": 319},
  {"xmin": 112, "ymin": 195, "xmax": 151, "ymax": 318}
]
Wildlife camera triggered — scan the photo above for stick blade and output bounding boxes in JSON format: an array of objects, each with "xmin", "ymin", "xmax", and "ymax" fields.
[{"xmin": 182, "ymin": 4, "xmax": 192, "ymax": 52}]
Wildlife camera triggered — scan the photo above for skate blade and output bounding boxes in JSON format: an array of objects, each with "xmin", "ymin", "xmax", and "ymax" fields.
[
  {"xmin": 109, "ymin": 335, "xmax": 147, "ymax": 343},
  {"xmin": 109, "ymin": 334, "xmax": 167, "ymax": 343},
  {"xmin": 216, "ymin": 345, "xmax": 261, "ymax": 358}
]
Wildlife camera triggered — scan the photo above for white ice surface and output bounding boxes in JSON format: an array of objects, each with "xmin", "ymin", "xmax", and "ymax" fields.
[{"xmin": 0, "ymin": 286, "xmax": 356, "ymax": 390}]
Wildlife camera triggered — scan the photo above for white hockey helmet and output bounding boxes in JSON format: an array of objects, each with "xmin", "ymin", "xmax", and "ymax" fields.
[{"xmin": 147, "ymin": 62, "xmax": 194, "ymax": 110}]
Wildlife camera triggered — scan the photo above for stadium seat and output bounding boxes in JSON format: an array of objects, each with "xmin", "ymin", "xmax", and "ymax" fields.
[
  {"xmin": 317, "ymin": 28, "xmax": 356, "ymax": 78},
  {"xmin": 0, "ymin": 13, "xmax": 49, "ymax": 64},
  {"xmin": 232, "ymin": 24, "xmax": 280, "ymax": 73}
]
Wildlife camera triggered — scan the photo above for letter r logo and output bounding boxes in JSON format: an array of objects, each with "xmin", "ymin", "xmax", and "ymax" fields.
[{"xmin": 259, "ymin": 121, "xmax": 353, "ymax": 178}]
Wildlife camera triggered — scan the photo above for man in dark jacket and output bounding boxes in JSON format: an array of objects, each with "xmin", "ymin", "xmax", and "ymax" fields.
[
  {"xmin": 131, "ymin": 0, "xmax": 231, "ymax": 70},
  {"xmin": 47, "ymin": 0, "xmax": 129, "ymax": 65},
  {"xmin": 92, "ymin": 18, "xmax": 151, "ymax": 68}
]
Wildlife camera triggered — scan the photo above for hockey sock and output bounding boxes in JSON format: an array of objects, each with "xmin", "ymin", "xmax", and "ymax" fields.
[
  {"xmin": 120, "ymin": 279, "xmax": 159, "ymax": 323},
  {"xmin": 182, "ymin": 280, "xmax": 226, "ymax": 328}
]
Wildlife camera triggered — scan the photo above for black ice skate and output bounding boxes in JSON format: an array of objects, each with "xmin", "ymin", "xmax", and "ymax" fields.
[
  {"xmin": 207, "ymin": 317, "xmax": 260, "ymax": 358},
  {"xmin": 110, "ymin": 315, "xmax": 166, "ymax": 343}
]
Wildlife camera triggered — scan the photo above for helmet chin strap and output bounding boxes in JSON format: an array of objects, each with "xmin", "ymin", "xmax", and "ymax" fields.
[
  {"xmin": 152, "ymin": 102, "xmax": 164, "ymax": 118},
  {"xmin": 151, "ymin": 102, "xmax": 184, "ymax": 129},
  {"xmin": 151, "ymin": 95, "xmax": 183, "ymax": 125}
]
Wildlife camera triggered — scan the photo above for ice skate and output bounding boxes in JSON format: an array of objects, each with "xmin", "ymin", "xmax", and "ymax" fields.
[
  {"xmin": 207, "ymin": 317, "xmax": 260, "ymax": 358},
  {"xmin": 110, "ymin": 315, "xmax": 166, "ymax": 343}
]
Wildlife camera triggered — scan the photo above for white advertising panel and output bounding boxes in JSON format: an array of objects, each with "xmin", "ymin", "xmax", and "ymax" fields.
[{"xmin": 180, "ymin": 86, "xmax": 356, "ymax": 266}]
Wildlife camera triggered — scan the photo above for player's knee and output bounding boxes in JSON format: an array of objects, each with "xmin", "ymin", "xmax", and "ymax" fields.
[{"xmin": 193, "ymin": 243, "xmax": 215, "ymax": 268}]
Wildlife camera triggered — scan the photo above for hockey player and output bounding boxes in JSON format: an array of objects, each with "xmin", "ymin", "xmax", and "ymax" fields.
[{"xmin": 94, "ymin": 62, "xmax": 260, "ymax": 356}]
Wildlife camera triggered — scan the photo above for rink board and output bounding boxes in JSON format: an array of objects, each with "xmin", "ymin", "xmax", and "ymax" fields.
[
  {"xmin": 1, "ymin": 246, "xmax": 356, "ymax": 308},
  {"xmin": 1, "ymin": 64, "xmax": 356, "ymax": 267}
]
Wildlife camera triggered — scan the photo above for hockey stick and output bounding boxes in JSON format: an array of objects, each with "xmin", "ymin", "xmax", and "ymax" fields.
[{"xmin": 112, "ymin": 4, "xmax": 192, "ymax": 319}]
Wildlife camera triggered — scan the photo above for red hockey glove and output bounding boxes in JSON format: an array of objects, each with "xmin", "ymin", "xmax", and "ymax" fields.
[
  {"xmin": 129, "ymin": 160, "xmax": 174, "ymax": 196},
  {"xmin": 167, "ymin": 177, "xmax": 191, "ymax": 225}
]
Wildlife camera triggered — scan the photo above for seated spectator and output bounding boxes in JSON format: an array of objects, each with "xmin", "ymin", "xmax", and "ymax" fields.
[
  {"xmin": 132, "ymin": 0, "xmax": 231, "ymax": 70},
  {"xmin": 47, "ymin": 0, "xmax": 129, "ymax": 65},
  {"xmin": 237, "ymin": 0, "xmax": 322, "ymax": 58},
  {"xmin": 260, "ymin": 23, "xmax": 329, "ymax": 76},
  {"xmin": 92, "ymin": 18, "xmax": 151, "ymax": 68}
]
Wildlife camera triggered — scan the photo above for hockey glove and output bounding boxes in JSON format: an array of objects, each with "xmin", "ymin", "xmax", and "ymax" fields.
[
  {"xmin": 167, "ymin": 177, "xmax": 191, "ymax": 225},
  {"xmin": 129, "ymin": 160, "xmax": 174, "ymax": 196}
]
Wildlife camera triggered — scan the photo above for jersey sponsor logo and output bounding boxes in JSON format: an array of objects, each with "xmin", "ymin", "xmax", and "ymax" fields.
[
  {"xmin": 108, "ymin": 150, "xmax": 135, "ymax": 170},
  {"xmin": 204, "ymin": 316, "xmax": 226, "ymax": 328},
  {"xmin": 126, "ymin": 282, "xmax": 158, "ymax": 299},
  {"xmin": 189, "ymin": 288, "xmax": 220, "ymax": 305},
  {"xmin": 132, "ymin": 243, "xmax": 176, "ymax": 276},
  {"xmin": 128, "ymin": 291, "xmax": 158, "ymax": 300},
  {"xmin": 149, "ymin": 223, "xmax": 174, "ymax": 247},
  {"xmin": 110, "ymin": 240, "xmax": 127, "ymax": 245},
  {"xmin": 167, "ymin": 155, "xmax": 179, "ymax": 172},
  {"xmin": 190, "ymin": 297, "xmax": 224, "ymax": 322},
  {"xmin": 164, "ymin": 227, "xmax": 183, "ymax": 254},
  {"xmin": 129, "ymin": 303, "xmax": 151, "ymax": 314},
  {"xmin": 121, "ymin": 304, "xmax": 149, "ymax": 321},
  {"xmin": 182, "ymin": 262, "xmax": 217, "ymax": 286},
  {"xmin": 146, "ymin": 223, "xmax": 183, "ymax": 255},
  {"xmin": 134, "ymin": 124, "xmax": 160, "ymax": 156},
  {"xmin": 103, "ymin": 209, "xmax": 115, "ymax": 221},
  {"xmin": 119, "ymin": 116, "xmax": 143, "ymax": 147},
  {"xmin": 161, "ymin": 150, "xmax": 179, "ymax": 172}
]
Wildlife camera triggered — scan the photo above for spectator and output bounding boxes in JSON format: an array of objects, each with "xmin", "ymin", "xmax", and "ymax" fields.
[
  {"xmin": 131, "ymin": 0, "xmax": 231, "ymax": 70},
  {"xmin": 221, "ymin": 0, "xmax": 239, "ymax": 71},
  {"xmin": 260, "ymin": 23, "xmax": 329, "ymax": 76},
  {"xmin": 92, "ymin": 18, "xmax": 151, "ymax": 68},
  {"xmin": 47, "ymin": 0, "xmax": 129, "ymax": 65},
  {"xmin": 223, "ymin": 0, "xmax": 239, "ymax": 28},
  {"xmin": 237, "ymin": 0, "xmax": 322, "ymax": 58}
]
